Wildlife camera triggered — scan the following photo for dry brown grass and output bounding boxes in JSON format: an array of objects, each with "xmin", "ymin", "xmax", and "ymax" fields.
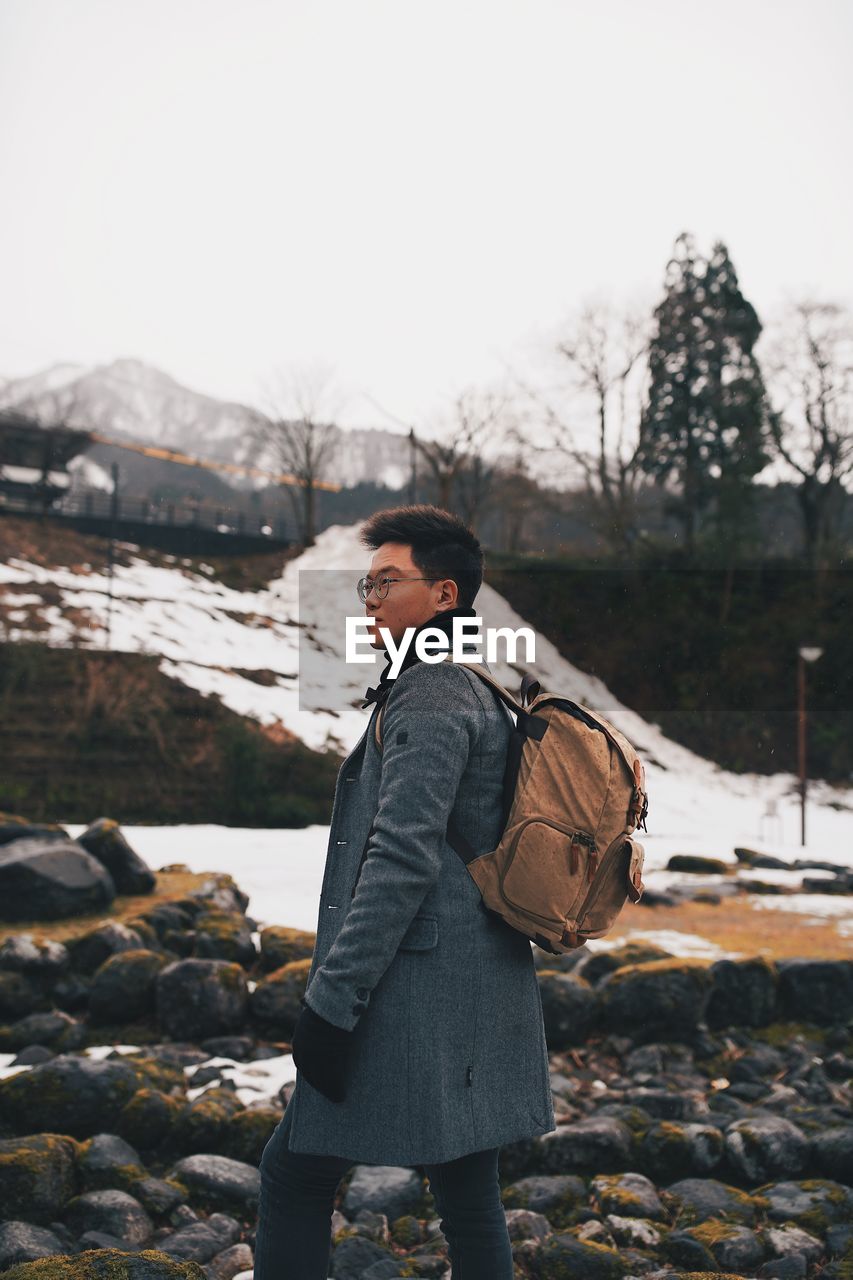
[
  {"xmin": 0, "ymin": 869, "xmax": 210, "ymax": 946},
  {"xmin": 605, "ymin": 894, "xmax": 852, "ymax": 960}
]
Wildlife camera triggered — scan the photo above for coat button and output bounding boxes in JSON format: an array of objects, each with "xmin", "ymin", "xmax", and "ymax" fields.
[{"xmin": 356, "ymin": 987, "xmax": 369, "ymax": 1000}]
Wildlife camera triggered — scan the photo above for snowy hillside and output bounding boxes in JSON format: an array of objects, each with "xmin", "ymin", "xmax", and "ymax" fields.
[{"xmin": 3, "ymin": 519, "xmax": 852, "ymax": 874}]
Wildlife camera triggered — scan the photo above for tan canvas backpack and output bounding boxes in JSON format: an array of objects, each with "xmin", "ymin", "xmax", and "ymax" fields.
[{"xmin": 372, "ymin": 656, "xmax": 649, "ymax": 955}]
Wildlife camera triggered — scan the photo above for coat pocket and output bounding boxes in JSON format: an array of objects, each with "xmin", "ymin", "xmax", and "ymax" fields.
[{"xmin": 399, "ymin": 913, "xmax": 439, "ymax": 951}]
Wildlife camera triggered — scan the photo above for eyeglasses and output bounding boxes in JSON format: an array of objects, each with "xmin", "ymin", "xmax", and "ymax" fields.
[{"xmin": 356, "ymin": 575, "xmax": 439, "ymax": 602}]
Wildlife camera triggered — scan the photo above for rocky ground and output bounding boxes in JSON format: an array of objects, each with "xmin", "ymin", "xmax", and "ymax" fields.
[{"xmin": 0, "ymin": 813, "xmax": 851, "ymax": 1279}]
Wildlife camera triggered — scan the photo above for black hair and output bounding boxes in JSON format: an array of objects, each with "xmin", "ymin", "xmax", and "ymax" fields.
[{"xmin": 359, "ymin": 503, "xmax": 484, "ymax": 609}]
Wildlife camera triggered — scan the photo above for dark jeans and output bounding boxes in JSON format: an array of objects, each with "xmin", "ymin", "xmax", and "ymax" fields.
[{"xmin": 255, "ymin": 1096, "xmax": 514, "ymax": 1279}]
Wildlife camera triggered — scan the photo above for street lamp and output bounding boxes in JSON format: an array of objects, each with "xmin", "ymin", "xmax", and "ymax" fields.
[{"xmin": 797, "ymin": 645, "xmax": 823, "ymax": 847}]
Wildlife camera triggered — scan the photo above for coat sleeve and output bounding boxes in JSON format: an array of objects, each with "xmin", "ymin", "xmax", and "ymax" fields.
[{"xmin": 302, "ymin": 660, "xmax": 484, "ymax": 1030}]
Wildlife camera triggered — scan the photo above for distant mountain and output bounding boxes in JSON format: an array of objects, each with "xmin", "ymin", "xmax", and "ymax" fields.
[{"xmin": 0, "ymin": 357, "xmax": 412, "ymax": 491}]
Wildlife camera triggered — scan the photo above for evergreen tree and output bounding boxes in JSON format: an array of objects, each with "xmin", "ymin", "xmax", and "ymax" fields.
[{"xmin": 639, "ymin": 233, "xmax": 771, "ymax": 556}]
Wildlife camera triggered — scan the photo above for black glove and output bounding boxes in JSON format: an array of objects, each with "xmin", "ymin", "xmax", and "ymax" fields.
[{"xmin": 291, "ymin": 997, "xmax": 354, "ymax": 1103}]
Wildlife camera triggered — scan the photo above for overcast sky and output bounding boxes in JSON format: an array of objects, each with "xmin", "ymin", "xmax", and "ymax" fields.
[{"xmin": 1, "ymin": 0, "xmax": 850, "ymax": 432}]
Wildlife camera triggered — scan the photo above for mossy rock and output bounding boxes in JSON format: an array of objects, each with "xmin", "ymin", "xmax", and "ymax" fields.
[
  {"xmin": 172, "ymin": 1091, "xmax": 243, "ymax": 1155},
  {"xmin": 116, "ymin": 1089, "xmax": 182, "ymax": 1153},
  {"xmin": 0, "ymin": 1132, "xmax": 80, "ymax": 1224},
  {"xmin": 192, "ymin": 911, "xmax": 256, "ymax": 967},
  {"xmin": 390, "ymin": 1214, "xmax": 422, "ymax": 1246},
  {"xmin": 531, "ymin": 1230, "xmax": 627, "ymax": 1278},
  {"xmin": 0, "ymin": 1056, "xmax": 139, "ymax": 1139},
  {"xmin": 0, "ymin": 1249, "xmax": 205, "ymax": 1278},
  {"xmin": 576, "ymin": 940, "xmax": 674, "ymax": 986},
  {"xmin": 598, "ymin": 957, "xmax": 714, "ymax": 1037},
  {"xmin": 259, "ymin": 925, "xmax": 316, "ymax": 973},
  {"xmin": 667, "ymin": 855, "xmax": 731, "ymax": 874},
  {"xmin": 218, "ymin": 1106, "xmax": 279, "ymax": 1165},
  {"xmin": 249, "ymin": 957, "xmax": 312, "ymax": 1033},
  {"xmin": 89, "ymin": 951, "xmax": 169, "ymax": 1024}
]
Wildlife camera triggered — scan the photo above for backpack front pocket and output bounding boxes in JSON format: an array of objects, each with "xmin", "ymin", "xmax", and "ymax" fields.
[{"xmin": 499, "ymin": 816, "xmax": 596, "ymax": 928}]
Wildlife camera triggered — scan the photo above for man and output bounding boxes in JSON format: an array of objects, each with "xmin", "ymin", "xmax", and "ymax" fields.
[{"xmin": 255, "ymin": 504, "xmax": 554, "ymax": 1279}]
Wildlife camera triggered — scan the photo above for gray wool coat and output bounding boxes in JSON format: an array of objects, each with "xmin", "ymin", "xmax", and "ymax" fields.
[{"xmin": 286, "ymin": 656, "xmax": 556, "ymax": 1166}]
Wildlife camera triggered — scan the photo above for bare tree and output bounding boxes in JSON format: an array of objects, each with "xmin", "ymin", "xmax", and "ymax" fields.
[
  {"xmin": 255, "ymin": 363, "xmax": 343, "ymax": 547},
  {"xmin": 412, "ymin": 384, "xmax": 515, "ymax": 526},
  {"xmin": 762, "ymin": 299, "xmax": 853, "ymax": 568},
  {"xmin": 508, "ymin": 301, "xmax": 651, "ymax": 553}
]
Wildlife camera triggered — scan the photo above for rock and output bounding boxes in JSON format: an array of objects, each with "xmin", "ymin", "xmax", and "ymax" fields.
[
  {"xmin": 590, "ymin": 1172, "xmax": 665, "ymax": 1219},
  {"xmin": 118, "ymin": 1089, "xmax": 183, "ymax": 1151},
  {"xmin": 0, "ymin": 1133, "xmax": 80, "ymax": 1223},
  {"xmin": 0, "ymin": 934, "xmax": 69, "ymax": 980},
  {"xmin": 664, "ymin": 1177, "xmax": 767, "ymax": 1225},
  {"xmin": 168, "ymin": 1154, "xmax": 260, "ymax": 1211},
  {"xmin": 641, "ymin": 1121, "xmax": 725, "ymax": 1181},
  {"xmin": 0, "ymin": 814, "xmax": 69, "ymax": 847},
  {"xmin": 77, "ymin": 818, "xmax": 156, "ymax": 895},
  {"xmin": 757, "ymin": 1255, "xmax": 808, "ymax": 1278},
  {"xmin": 0, "ymin": 1220, "xmax": 67, "ymax": 1268},
  {"xmin": 153, "ymin": 1214, "xmax": 239, "ymax": 1264},
  {"xmin": 0, "ymin": 1054, "xmax": 139, "ymax": 1139},
  {"xmin": 77, "ymin": 1133, "xmax": 145, "ymax": 1191},
  {"xmin": 0, "ymin": 1010, "xmax": 79, "ymax": 1051},
  {"xmin": 528, "ymin": 1230, "xmax": 626, "ymax": 1277},
  {"xmin": 258, "ymin": 925, "xmax": 315, "ymax": 973},
  {"xmin": 12, "ymin": 1045, "xmax": 55, "ymax": 1066},
  {"xmin": 682, "ymin": 1220, "xmax": 768, "ymax": 1272},
  {"xmin": 199, "ymin": 1037, "xmax": 254, "ymax": 1061},
  {"xmin": 133, "ymin": 1177, "xmax": 188, "ymax": 1216},
  {"xmin": 0, "ymin": 972, "xmax": 46, "ymax": 1020},
  {"xmin": 329, "ymin": 1234, "xmax": 397, "ymax": 1278},
  {"xmin": 342, "ymin": 1165, "xmax": 425, "ymax": 1223},
  {"xmin": 536, "ymin": 970, "xmax": 599, "ymax": 1048},
  {"xmin": 193, "ymin": 913, "xmax": 256, "ymax": 967},
  {"xmin": 64, "ymin": 1188, "xmax": 154, "ymax": 1246},
  {"xmin": 204, "ymin": 1243, "xmax": 253, "ymax": 1280},
  {"xmin": 0, "ymin": 838, "xmax": 116, "ymax": 921},
  {"xmin": 776, "ymin": 958, "xmax": 853, "ymax": 1025},
  {"xmin": 188, "ymin": 876, "xmax": 249, "ymax": 916},
  {"xmin": 536, "ymin": 1117, "xmax": 633, "ymax": 1175},
  {"xmin": 0, "ymin": 1250, "xmax": 207, "ymax": 1278},
  {"xmin": 706, "ymin": 957, "xmax": 778, "ymax": 1028},
  {"xmin": 757, "ymin": 1178, "xmax": 853, "ymax": 1225},
  {"xmin": 501, "ymin": 1174, "xmax": 587, "ymax": 1227},
  {"xmin": 249, "ymin": 960, "xmax": 310, "ymax": 1033},
  {"xmin": 173, "ymin": 1093, "xmax": 244, "ymax": 1155},
  {"xmin": 810, "ymin": 1125, "xmax": 853, "ymax": 1181},
  {"xmin": 156, "ymin": 960, "xmax": 248, "ymax": 1040},
  {"xmin": 604, "ymin": 1215, "xmax": 664, "ymax": 1248},
  {"xmin": 735, "ymin": 847, "xmax": 790, "ymax": 869},
  {"xmin": 597, "ymin": 958, "xmax": 714, "ymax": 1038},
  {"xmin": 724, "ymin": 1116, "xmax": 809, "ymax": 1182},
  {"xmin": 667, "ymin": 855, "xmax": 731, "ymax": 874},
  {"xmin": 219, "ymin": 1107, "xmax": 279, "ymax": 1166},
  {"xmin": 662, "ymin": 1227, "xmax": 718, "ymax": 1271},
  {"xmin": 763, "ymin": 1223, "xmax": 823, "ymax": 1264},
  {"xmin": 90, "ymin": 950, "xmax": 169, "ymax": 1024},
  {"xmin": 68, "ymin": 922, "xmax": 149, "ymax": 976},
  {"xmin": 573, "ymin": 941, "xmax": 674, "ymax": 986}
]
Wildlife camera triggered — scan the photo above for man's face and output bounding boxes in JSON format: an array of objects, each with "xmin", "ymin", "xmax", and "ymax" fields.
[{"xmin": 363, "ymin": 542, "xmax": 457, "ymax": 650}]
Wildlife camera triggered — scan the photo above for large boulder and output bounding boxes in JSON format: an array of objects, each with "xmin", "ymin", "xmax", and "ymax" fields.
[
  {"xmin": 89, "ymin": 950, "xmax": 169, "ymax": 1024},
  {"xmin": 68, "ymin": 922, "xmax": 149, "ymax": 976},
  {"xmin": 258, "ymin": 925, "xmax": 315, "ymax": 973},
  {"xmin": 0, "ymin": 1055, "xmax": 139, "ymax": 1139},
  {"xmin": 0, "ymin": 1250, "xmax": 206, "ymax": 1278},
  {"xmin": 156, "ymin": 960, "xmax": 248, "ymax": 1040},
  {"xmin": 0, "ymin": 1133, "xmax": 80, "ymax": 1224},
  {"xmin": 0, "ymin": 838, "xmax": 115, "ymax": 921},
  {"xmin": 536, "ymin": 970, "xmax": 599, "ymax": 1049},
  {"xmin": 776, "ymin": 958, "xmax": 853, "ymax": 1025},
  {"xmin": 63, "ymin": 1188, "xmax": 154, "ymax": 1247},
  {"xmin": 77, "ymin": 818, "xmax": 156, "ymax": 896},
  {"xmin": 192, "ymin": 912, "xmax": 256, "ymax": 967},
  {"xmin": 597, "ymin": 958, "xmax": 714, "ymax": 1038},
  {"xmin": 706, "ymin": 956, "xmax": 778, "ymax": 1028},
  {"xmin": 0, "ymin": 1222, "xmax": 67, "ymax": 1269},
  {"xmin": 0, "ymin": 813, "xmax": 69, "ymax": 847},
  {"xmin": 249, "ymin": 959, "xmax": 310, "ymax": 1034},
  {"xmin": 167, "ymin": 1154, "xmax": 260, "ymax": 1211}
]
